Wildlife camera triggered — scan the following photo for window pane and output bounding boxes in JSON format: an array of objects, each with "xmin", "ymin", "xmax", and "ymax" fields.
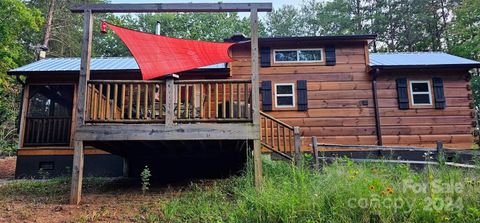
[
  {"xmin": 275, "ymin": 51, "xmax": 297, "ymax": 62},
  {"xmin": 299, "ymin": 50, "xmax": 322, "ymax": 61},
  {"xmin": 413, "ymin": 94, "xmax": 430, "ymax": 104},
  {"xmin": 277, "ymin": 96, "xmax": 294, "ymax": 106},
  {"xmin": 276, "ymin": 85, "xmax": 293, "ymax": 94},
  {"xmin": 28, "ymin": 85, "xmax": 74, "ymax": 117},
  {"xmin": 412, "ymin": 82, "xmax": 429, "ymax": 92}
]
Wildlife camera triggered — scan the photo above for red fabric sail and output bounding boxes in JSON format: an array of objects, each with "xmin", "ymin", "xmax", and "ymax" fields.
[{"xmin": 104, "ymin": 22, "xmax": 235, "ymax": 80}]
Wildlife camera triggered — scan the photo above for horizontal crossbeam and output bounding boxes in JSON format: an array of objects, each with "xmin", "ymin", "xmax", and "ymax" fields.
[{"xmin": 70, "ymin": 3, "xmax": 273, "ymax": 13}]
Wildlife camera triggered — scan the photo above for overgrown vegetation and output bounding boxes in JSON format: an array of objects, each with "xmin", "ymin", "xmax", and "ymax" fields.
[
  {"xmin": 158, "ymin": 159, "xmax": 480, "ymax": 222},
  {"xmin": 0, "ymin": 159, "xmax": 479, "ymax": 222}
]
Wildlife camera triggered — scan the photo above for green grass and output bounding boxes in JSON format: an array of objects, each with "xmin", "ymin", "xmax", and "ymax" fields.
[
  {"xmin": 159, "ymin": 159, "xmax": 480, "ymax": 223},
  {"xmin": 1, "ymin": 158, "xmax": 479, "ymax": 222}
]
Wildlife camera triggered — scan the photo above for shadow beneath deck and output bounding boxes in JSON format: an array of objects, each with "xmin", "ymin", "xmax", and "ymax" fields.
[{"xmin": 86, "ymin": 140, "xmax": 250, "ymax": 184}]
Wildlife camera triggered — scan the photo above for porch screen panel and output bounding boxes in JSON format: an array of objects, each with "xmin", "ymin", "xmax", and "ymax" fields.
[{"xmin": 24, "ymin": 85, "xmax": 74, "ymax": 146}]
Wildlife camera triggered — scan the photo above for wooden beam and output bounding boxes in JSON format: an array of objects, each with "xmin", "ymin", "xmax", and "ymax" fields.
[
  {"xmin": 70, "ymin": 140, "xmax": 84, "ymax": 205},
  {"xmin": 250, "ymin": 8, "xmax": 262, "ymax": 190},
  {"xmin": 164, "ymin": 74, "xmax": 178, "ymax": 126},
  {"xmin": 17, "ymin": 85, "xmax": 30, "ymax": 150},
  {"xmin": 311, "ymin": 136, "xmax": 319, "ymax": 171},
  {"xmin": 75, "ymin": 123, "xmax": 259, "ymax": 141},
  {"xmin": 70, "ymin": 9, "xmax": 93, "ymax": 205},
  {"xmin": 293, "ymin": 126, "xmax": 302, "ymax": 166},
  {"xmin": 70, "ymin": 3, "xmax": 273, "ymax": 13}
]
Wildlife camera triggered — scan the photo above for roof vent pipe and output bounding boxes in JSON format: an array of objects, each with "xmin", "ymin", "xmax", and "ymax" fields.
[{"xmin": 155, "ymin": 21, "xmax": 161, "ymax": 35}]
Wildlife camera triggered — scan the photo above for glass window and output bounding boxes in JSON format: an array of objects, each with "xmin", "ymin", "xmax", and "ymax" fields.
[
  {"xmin": 274, "ymin": 48, "xmax": 323, "ymax": 63},
  {"xmin": 275, "ymin": 83, "xmax": 295, "ymax": 107},
  {"xmin": 28, "ymin": 85, "xmax": 73, "ymax": 117},
  {"xmin": 24, "ymin": 85, "xmax": 74, "ymax": 147},
  {"xmin": 274, "ymin": 50, "xmax": 297, "ymax": 62},
  {"xmin": 299, "ymin": 50, "xmax": 323, "ymax": 61},
  {"xmin": 409, "ymin": 81, "xmax": 432, "ymax": 106}
]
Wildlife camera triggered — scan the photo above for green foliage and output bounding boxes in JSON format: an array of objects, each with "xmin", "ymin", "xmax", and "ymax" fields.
[
  {"xmin": 0, "ymin": 0, "xmax": 43, "ymax": 156},
  {"xmin": 264, "ymin": 0, "xmax": 458, "ymax": 52},
  {"xmin": 141, "ymin": 165, "xmax": 152, "ymax": 194},
  {"xmin": 160, "ymin": 159, "xmax": 480, "ymax": 223},
  {"xmin": 448, "ymin": 0, "xmax": 480, "ymax": 61},
  {"xmin": 448, "ymin": 0, "xmax": 480, "ymax": 111}
]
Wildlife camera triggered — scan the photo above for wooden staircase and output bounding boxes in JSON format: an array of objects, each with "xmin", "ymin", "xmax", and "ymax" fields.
[{"xmin": 260, "ymin": 111, "xmax": 300, "ymax": 161}]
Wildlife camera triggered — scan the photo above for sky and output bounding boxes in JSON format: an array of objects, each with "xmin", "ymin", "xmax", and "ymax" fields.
[
  {"xmin": 109, "ymin": 0, "xmax": 306, "ymax": 18},
  {"xmin": 110, "ymin": 0, "xmax": 303, "ymax": 9}
]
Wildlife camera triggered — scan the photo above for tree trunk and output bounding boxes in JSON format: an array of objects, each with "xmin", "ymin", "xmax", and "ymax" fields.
[{"xmin": 43, "ymin": 0, "xmax": 56, "ymax": 48}]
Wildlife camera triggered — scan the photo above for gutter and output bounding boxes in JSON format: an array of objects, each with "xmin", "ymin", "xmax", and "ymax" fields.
[{"xmin": 371, "ymin": 69, "xmax": 383, "ymax": 146}]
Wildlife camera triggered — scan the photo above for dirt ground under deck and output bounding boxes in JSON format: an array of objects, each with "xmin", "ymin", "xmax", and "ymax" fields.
[
  {"xmin": 0, "ymin": 156, "xmax": 187, "ymax": 222},
  {"xmin": 0, "ymin": 156, "xmax": 15, "ymax": 180},
  {"xmin": 0, "ymin": 189, "xmax": 182, "ymax": 222}
]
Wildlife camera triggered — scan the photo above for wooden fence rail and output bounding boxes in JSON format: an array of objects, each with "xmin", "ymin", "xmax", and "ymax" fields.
[{"xmin": 309, "ymin": 137, "xmax": 478, "ymax": 169}]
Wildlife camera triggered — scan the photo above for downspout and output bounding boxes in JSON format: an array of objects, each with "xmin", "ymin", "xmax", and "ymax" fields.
[{"xmin": 371, "ymin": 68, "xmax": 383, "ymax": 146}]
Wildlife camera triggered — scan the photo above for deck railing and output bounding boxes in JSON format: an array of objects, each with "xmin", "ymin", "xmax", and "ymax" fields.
[
  {"xmin": 87, "ymin": 80, "xmax": 165, "ymax": 123},
  {"xmin": 175, "ymin": 80, "xmax": 252, "ymax": 122},
  {"xmin": 24, "ymin": 117, "xmax": 71, "ymax": 146},
  {"xmin": 85, "ymin": 79, "xmax": 252, "ymax": 123},
  {"xmin": 260, "ymin": 111, "xmax": 299, "ymax": 161}
]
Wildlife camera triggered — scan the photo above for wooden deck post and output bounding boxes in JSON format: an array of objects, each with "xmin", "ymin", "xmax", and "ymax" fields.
[
  {"xmin": 164, "ymin": 74, "xmax": 179, "ymax": 126},
  {"xmin": 311, "ymin": 136, "xmax": 319, "ymax": 171},
  {"xmin": 70, "ymin": 9, "xmax": 93, "ymax": 205},
  {"xmin": 436, "ymin": 141, "xmax": 445, "ymax": 165},
  {"xmin": 294, "ymin": 126, "xmax": 302, "ymax": 166},
  {"xmin": 250, "ymin": 8, "xmax": 262, "ymax": 189}
]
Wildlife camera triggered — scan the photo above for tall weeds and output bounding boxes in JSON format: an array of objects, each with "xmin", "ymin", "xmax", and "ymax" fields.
[{"xmin": 162, "ymin": 158, "xmax": 480, "ymax": 223}]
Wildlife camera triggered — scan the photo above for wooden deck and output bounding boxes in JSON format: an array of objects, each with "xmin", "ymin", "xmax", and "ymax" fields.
[
  {"xmin": 69, "ymin": 3, "xmax": 270, "ymax": 204},
  {"xmin": 79, "ymin": 79, "xmax": 257, "ymax": 141}
]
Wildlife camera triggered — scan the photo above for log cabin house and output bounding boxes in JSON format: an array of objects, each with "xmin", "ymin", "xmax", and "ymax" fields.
[
  {"xmin": 6, "ymin": 3, "xmax": 480, "ymax": 205},
  {"xmin": 9, "ymin": 34, "xmax": 480, "ymax": 180}
]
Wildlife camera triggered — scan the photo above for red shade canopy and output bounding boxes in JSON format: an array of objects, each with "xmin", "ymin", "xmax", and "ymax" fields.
[{"xmin": 104, "ymin": 22, "xmax": 235, "ymax": 80}]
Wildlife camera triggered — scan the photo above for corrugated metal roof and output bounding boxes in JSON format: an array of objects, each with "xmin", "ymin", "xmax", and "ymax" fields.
[
  {"xmin": 370, "ymin": 52, "xmax": 480, "ymax": 67},
  {"xmin": 8, "ymin": 57, "xmax": 226, "ymax": 74}
]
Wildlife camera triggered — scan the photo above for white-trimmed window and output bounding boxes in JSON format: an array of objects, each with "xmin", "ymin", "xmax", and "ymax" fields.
[
  {"xmin": 275, "ymin": 83, "xmax": 295, "ymax": 108},
  {"xmin": 273, "ymin": 48, "xmax": 323, "ymax": 63},
  {"xmin": 409, "ymin": 80, "xmax": 433, "ymax": 106}
]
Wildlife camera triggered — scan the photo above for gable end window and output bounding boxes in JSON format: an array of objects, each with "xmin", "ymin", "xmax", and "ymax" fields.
[
  {"xmin": 275, "ymin": 83, "xmax": 295, "ymax": 108},
  {"xmin": 273, "ymin": 48, "xmax": 323, "ymax": 63},
  {"xmin": 409, "ymin": 80, "xmax": 433, "ymax": 106}
]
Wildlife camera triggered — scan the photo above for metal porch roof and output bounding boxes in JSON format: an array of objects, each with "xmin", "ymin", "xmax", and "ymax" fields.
[
  {"xmin": 370, "ymin": 52, "xmax": 480, "ymax": 69},
  {"xmin": 8, "ymin": 57, "xmax": 227, "ymax": 74}
]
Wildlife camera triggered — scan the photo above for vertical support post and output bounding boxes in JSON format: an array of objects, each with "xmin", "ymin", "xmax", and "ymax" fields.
[
  {"xmin": 70, "ymin": 9, "xmax": 93, "ymax": 205},
  {"xmin": 311, "ymin": 136, "xmax": 319, "ymax": 171},
  {"xmin": 164, "ymin": 74, "xmax": 178, "ymax": 126},
  {"xmin": 250, "ymin": 8, "xmax": 262, "ymax": 189},
  {"xmin": 436, "ymin": 141, "xmax": 445, "ymax": 165},
  {"xmin": 294, "ymin": 126, "xmax": 302, "ymax": 166},
  {"xmin": 17, "ymin": 84, "xmax": 29, "ymax": 151},
  {"xmin": 123, "ymin": 158, "xmax": 129, "ymax": 177}
]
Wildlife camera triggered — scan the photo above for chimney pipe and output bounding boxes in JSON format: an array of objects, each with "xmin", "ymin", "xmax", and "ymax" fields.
[{"xmin": 155, "ymin": 21, "xmax": 161, "ymax": 35}]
